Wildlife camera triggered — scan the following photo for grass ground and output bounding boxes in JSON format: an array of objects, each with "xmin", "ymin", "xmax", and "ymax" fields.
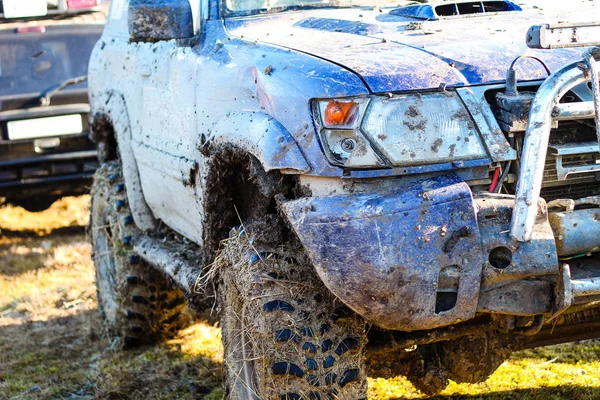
[{"xmin": 1, "ymin": 196, "xmax": 600, "ymax": 399}]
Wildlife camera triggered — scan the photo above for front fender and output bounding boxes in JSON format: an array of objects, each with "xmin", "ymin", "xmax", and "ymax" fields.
[{"xmin": 208, "ymin": 111, "xmax": 311, "ymax": 174}]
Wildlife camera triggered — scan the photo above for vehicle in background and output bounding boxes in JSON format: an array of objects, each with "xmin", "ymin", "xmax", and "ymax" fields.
[{"xmin": 0, "ymin": 0, "xmax": 105, "ymax": 212}]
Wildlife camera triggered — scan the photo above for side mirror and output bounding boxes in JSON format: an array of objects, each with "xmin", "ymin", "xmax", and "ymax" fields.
[{"xmin": 128, "ymin": 0, "xmax": 193, "ymax": 42}]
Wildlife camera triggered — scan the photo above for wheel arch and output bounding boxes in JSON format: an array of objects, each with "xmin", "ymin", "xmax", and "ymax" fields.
[
  {"xmin": 199, "ymin": 143, "xmax": 300, "ymax": 260},
  {"xmin": 206, "ymin": 111, "xmax": 312, "ymax": 175},
  {"xmin": 199, "ymin": 111, "xmax": 311, "ymax": 257},
  {"xmin": 90, "ymin": 90, "xmax": 157, "ymax": 231}
]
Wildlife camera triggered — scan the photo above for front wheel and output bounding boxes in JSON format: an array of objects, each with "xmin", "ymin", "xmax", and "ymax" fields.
[{"xmin": 217, "ymin": 218, "xmax": 368, "ymax": 400}]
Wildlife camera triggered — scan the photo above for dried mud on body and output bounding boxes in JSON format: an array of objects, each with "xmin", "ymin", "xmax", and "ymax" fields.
[{"xmin": 2, "ymin": 197, "xmax": 600, "ymax": 399}]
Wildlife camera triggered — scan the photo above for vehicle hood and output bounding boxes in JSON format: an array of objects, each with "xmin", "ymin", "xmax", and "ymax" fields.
[{"xmin": 225, "ymin": 4, "xmax": 595, "ymax": 93}]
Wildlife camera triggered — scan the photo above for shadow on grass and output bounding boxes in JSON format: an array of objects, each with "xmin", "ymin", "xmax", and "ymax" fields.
[
  {"xmin": 0, "ymin": 228, "xmax": 88, "ymax": 277},
  {"xmin": 0, "ymin": 225, "xmax": 86, "ymax": 239},
  {"xmin": 0, "ymin": 309, "xmax": 223, "ymax": 399}
]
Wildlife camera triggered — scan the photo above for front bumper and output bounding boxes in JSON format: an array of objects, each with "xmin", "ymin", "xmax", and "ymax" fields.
[
  {"xmin": 281, "ymin": 174, "xmax": 559, "ymax": 331},
  {"xmin": 0, "ymin": 98, "xmax": 98, "ymax": 201},
  {"xmin": 0, "ymin": 148, "xmax": 98, "ymax": 201}
]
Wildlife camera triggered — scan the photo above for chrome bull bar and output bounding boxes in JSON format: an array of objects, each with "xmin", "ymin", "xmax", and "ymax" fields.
[{"xmin": 510, "ymin": 47, "xmax": 600, "ymax": 242}]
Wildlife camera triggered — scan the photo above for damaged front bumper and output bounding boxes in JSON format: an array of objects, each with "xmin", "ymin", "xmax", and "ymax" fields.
[{"xmin": 281, "ymin": 173, "xmax": 560, "ymax": 331}]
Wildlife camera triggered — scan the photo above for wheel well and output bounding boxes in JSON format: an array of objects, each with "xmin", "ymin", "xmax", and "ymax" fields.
[
  {"xmin": 202, "ymin": 145, "xmax": 298, "ymax": 258},
  {"xmin": 90, "ymin": 114, "xmax": 118, "ymax": 163}
]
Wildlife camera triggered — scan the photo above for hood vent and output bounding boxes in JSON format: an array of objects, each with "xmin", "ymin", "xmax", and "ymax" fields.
[{"xmin": 390, "ymin": 1, "xmax": 522, "ymax": 20}]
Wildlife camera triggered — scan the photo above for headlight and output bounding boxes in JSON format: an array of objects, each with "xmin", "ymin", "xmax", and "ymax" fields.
[
  {"xmin": 363, "ymin": 92, "xmax": 487, "ymax": 167},
  {"xmin": 313, "ymin": 92, "xmax": 488, "ymax": 169},
  {"xmin": 313, "ymin": 98, "xmax": 387, "ymax": 168}
]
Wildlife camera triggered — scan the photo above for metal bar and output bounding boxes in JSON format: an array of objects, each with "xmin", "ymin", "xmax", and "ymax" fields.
[
  {"xmin": 367, "ymin": 319, "xmax": 494, "ymax": 355},
  {"xmin": 572, "ymin": 277, "xmax": 600, "ymax": 298},
  {"xmin": 134, "ymin": 236, "xmax": 203, "ymax": 295},
  {"xmin": 584, "ymin": 49, "xmax": 600, "ymax": 151},
  {"xmin": 548, "ymin": 142, "xmax": 598, "ymax": 156},
  {"xmin": 553, "ymin": 102, "xmax": 595, "ymax": 120},
  {"xmin": 523, "ymin": 320, "xmax": 600, "ymax": 349},
  {"xmin": 527, "ymin": 22, "xmax": 600, "ymax": 49},
  {"xmin": 0, "ymin": 104, "xmax": 90, "ymax": 122},
  {"xmin": 510, "ymin": 62, "xmax": 590, "ymax": 242},
  {"xmin": 0, "ymin": 172, "xmax": 94, "ymax": 188},
  {"xmin": 0, "ymin": 150, "xmax": 97, "ymax": 168}
]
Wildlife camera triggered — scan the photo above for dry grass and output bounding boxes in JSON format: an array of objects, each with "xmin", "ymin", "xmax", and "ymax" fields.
[
  {"xmin": 2, "ymin": 196, "xmax": 600, "ymax": 399},
  {"xmin": 0, "ymin": 196, "xmax": 89, "ymax": 235},
  {"xmin": 0, "ymin": 198, "xmax": 223, "ymax": 400}
]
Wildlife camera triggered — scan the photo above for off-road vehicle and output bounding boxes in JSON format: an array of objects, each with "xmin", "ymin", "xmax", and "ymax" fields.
[
  {"xmin": 89, "ymin": 0, "xmax": 600, "ymax": 397},
  {"xmin": 0, "ymin": 0, "xmax": 105, "ymax": 212}
]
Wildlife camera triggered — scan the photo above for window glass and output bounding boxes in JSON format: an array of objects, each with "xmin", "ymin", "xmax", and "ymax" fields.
[{"xmin": 0, "ymin": 25, "xmax": 103, "ymax": 96}]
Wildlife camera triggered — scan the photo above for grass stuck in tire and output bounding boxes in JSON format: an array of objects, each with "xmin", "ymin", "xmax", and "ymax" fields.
[
  {"xmin": 3, "ymin": 197, "xmax": 600, "ymax": 399},
  {"xmin": 215, "ymin": 218, "xmax": 367, "ymax": 399}
]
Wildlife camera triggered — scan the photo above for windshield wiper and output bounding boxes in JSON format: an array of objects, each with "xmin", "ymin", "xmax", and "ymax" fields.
[{"xmin": 39, "ymin": 75, "xmax": 87, "ymax": 107}]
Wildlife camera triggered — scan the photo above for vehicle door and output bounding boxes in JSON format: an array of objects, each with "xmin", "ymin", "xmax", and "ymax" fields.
[{"xmin": 128, "ymin": 0, "xmax": 206, "ymax": 243}]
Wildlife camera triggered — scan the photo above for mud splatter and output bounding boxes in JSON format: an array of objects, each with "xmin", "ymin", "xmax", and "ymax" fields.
[
  {"xmin": 184, "ymin": 162, "xmax": 199, "ymax": 188},
  {"xmin": 406, "ymin": 106, "xmax": 420, "ymax": 118},
  {"xmin": 431, "ymin": 138, "xmax": 443, "ymax": 153}
]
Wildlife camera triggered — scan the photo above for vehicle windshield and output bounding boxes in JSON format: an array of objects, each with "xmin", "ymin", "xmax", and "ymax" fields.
[
  {"xmin": 0, "ymin": 25, "xmax": 102, "ymax": 97},
  {"xmin": 225, "ymin": 0, "xmax": 583, "ymax": 17},
  {"xmin": 225, "ymin": 0, "xmax": 413, "ymax": 16}
]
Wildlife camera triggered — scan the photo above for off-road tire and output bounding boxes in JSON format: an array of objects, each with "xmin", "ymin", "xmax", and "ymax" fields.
[
  {"xmin": 217, "ymin": 219, "xmax": 368, "ymax": 400},
  {"xmin": 90, "ymin": 160, "xmax": 190, "ymax": 346}
]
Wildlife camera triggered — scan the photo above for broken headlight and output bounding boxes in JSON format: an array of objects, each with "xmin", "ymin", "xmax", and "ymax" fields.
[{"xmin": 314, "ymin": 92, "xmax": 488, "ymax": 169}]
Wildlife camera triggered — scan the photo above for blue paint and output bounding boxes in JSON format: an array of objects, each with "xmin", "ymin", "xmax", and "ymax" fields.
[
  {"xmin": 209, "ymin": 4, "xmax": 588, "ymax": 177},
  {"xmin": 389, "ymin": 4, "xmax": 438, "ymax": 21},
  {"xmin": 282, "ymin": 173, "xmax": 485, "ymax": 331},
  {"xmin": 225, "ymin": 7, "xmax": 581, "ymax": 93}
]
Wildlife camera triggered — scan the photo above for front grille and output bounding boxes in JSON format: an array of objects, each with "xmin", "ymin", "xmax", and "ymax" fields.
[
  {"xmin": 541, "ymin": 182, "xmax": 600, "ymax": 202},
  {"xmin": 543, "ymin": 154, "xmax": 598, "ymax": 187},
  {"xmin": 539, "ymin": 120, "xmax": 600, "ymax": 201}
]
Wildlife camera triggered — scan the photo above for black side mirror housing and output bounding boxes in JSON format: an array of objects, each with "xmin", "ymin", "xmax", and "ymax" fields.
[{"xmin": 128, "ymin": 0, "xmax": 194, "ymax": 42}]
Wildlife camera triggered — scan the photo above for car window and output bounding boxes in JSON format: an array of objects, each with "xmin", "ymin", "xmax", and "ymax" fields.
[
  {"xmin": 226, "ymin": 0, "xmax": 412, "ymax": 16},
  {"xmin": 224, "ymin": 0, "xmax": 594, "ymax": 16},
  {"xmin": 107, "ymin": 0, "xmax": 202, "ymax": 38},
  {"xmin": 0, "ymin": 25, "xmax": 103, "ymax": 96},
  {"xmin": 105, "ymin": 0, "xmax": 129, "ymax": 37}
]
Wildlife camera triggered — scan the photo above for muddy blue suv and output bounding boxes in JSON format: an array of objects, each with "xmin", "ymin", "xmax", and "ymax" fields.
[
  {"xmin": 0, "ymin": 0, "xmax": 104, "ymax": 211},
  {"xmin": 89, "ymin": 0, "xmax": 600, "ymax": 397}
]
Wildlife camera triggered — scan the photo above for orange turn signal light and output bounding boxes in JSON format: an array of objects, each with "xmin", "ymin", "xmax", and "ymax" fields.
[{"xmin": 324, "ymin": 101, "xmax": 359, "ymax": 127}]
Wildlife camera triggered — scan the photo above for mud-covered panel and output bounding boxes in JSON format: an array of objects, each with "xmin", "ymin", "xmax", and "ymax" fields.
[
  {"xmin": 208, "ymin": 111, "xmax": 311, "ymax": 174},
  {"xmin": 476, "ymin": 194, "xmax": 558, "ymax": 290},
  {"xmin": 128, "ymin": 0, "xmax": 193, "ymax": 42},
  {"xmin": 225, "ymin": 7, "xmax": 585, "ymax": 93},
  {"xmin": 282, "ymin": 174, "xmax": 484, "ymax": 331}
]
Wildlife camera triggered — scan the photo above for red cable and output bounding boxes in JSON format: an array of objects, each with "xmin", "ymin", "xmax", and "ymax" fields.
[{"xmin": 489, "ymin": 168, "xmax": 500, "ymax": 193}]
